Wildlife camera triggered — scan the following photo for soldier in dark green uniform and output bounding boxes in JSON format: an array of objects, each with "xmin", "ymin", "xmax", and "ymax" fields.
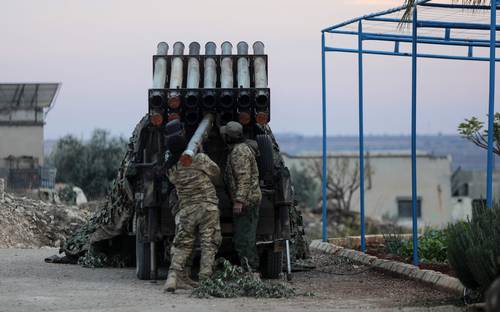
[{"xmin": 221, "ymin": 121, "xmax": 262, "ymax": 271}]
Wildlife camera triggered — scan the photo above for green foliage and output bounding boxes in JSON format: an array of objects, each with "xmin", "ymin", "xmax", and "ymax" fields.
[
  {"xmin": 383, "ymin": 232, "xmax": 406, "ymax": 255},
  {"xmin": 447, "ymin": 203, "xmax": 500, "ymax": 292},
  {"xmin": 77, "ymin": 247, "xmax": 128, "ymax": 268},
  {"xmin": 50, "ymin": 129, "xmax": 127, "ymax": 199},
  {"xmin": 458, "ymin": 113, "xmax": 500, "ymax": 155},
  {"xmin": 191, "ymin": 259, "xmax": 295, "ymax": 298},
  {"xmin": 290, "ymin": 165, "xmax": 319, "ymax": 209},
  {"xmin": 58, "ymin": 184, "xmax": 77, "ymax": 204},
  {"xmin": 383, "ymin": 228, "xmax": 448, "ymax": 264}
]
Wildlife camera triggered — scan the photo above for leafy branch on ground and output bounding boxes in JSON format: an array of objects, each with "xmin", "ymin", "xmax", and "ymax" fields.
[{"xmin": 191, "ymin": 258, "xmax": 295, "ymax": 298}]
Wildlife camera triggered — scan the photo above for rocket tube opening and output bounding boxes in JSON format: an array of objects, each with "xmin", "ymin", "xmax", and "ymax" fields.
[
  {"xmin": 150, "ymin": 112, "xmax": 164, "ymax": 126},
  {"xmin": 256, "ymin": 94, "xmax": 268, "ymax": 108},
  {"xmin": 168, "ymin": 96, "xmax": 181, "ymax": 109},
  {"xmin": 180, "ymin": 154, "xmax": 193, "ymax": 167},
  {"xmin": 238, "ymin": 94, "xmax": 250, "ymax": 108},
  {"xmin": 150, "ymin": 94, "xmax": 164, "ymax": 108},
  {"xmin": 256, "ymin": 112, "xmax": 268, "ymax": 125},
  {"xmin": 186, "ymin": 94, "xmax": 198, "ymax": 108},
  {"xmin": 221, "ymin": 94, "xmax": 233, "ymax": 108},
  {"xmin": 202, "ymin": 94, "xmax": 215, "ymax": 109},
  {"xmin": 238, "ymin": 112, "xmax": 251, "ymax": 125}
]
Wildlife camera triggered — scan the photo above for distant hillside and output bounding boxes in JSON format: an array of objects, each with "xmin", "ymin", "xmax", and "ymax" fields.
[
  {"xmin": 45, "ymin": 134, "xmax": 494, "ymax": 171},
  {"xmin": 274, "ymin": 134, "xmax": 492, "ymax": 171}
]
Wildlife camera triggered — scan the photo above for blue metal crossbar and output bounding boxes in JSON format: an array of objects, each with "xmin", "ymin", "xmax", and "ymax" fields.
[{"xmin": 320, "ymin": 0, "xmax": 498, "ymax": 266}]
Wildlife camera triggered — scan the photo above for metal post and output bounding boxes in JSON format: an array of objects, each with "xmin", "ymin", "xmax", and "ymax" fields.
[
  {"xmin": 487, "ymin": 0, "xmax": 497, "ymax": 209},
  {"xmin": 358, "ymin": 21, "xmax": 367, "ymax": 253},
  {"xmin": 411, "ymin": 3, "xmax": 419, "ymax": 266},
  {"xmin": 321, "ymin": 32, "xmax": 328, "ymax": 242}
]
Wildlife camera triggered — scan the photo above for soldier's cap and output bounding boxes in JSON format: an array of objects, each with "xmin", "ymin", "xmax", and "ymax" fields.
[
  {"xmin": 220, "ymin": 121, "xmax": 243, "ymax": 139},
  {"xmin": 164, "ymin": 119, "xmax": 184, "ymax": 138}
]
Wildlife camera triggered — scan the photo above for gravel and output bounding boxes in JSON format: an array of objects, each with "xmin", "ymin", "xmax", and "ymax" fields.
[
  {"xmin": 0, "ymin": 249, "xmax": 465, "ymax": 312},
  {"xmin": 0, "ymin": 193, "xmax": 90, "ymax": 248}
]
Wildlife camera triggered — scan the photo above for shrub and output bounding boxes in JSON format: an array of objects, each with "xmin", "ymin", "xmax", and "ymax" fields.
[
  {"xmin": 383, "ymin": 228, "xmax": 448, "ymax": 264},
  {"xmin": 447, "ymin": 203, "xmax": 500, "ymax": 292}
]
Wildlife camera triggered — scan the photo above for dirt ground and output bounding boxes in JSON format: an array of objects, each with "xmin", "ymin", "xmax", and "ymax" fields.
[{"xmin": 0, "ymin": 248, "xmax": 466, "ymax": 312}]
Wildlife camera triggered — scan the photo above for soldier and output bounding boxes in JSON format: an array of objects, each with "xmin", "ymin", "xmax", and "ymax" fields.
[
  {"xmin": 220, "ymin": 121, "xmax": 262, "ymax": 271},
  {"xmin": 164, "ymin": 133, "xmax": 222, "ymax": 293}
]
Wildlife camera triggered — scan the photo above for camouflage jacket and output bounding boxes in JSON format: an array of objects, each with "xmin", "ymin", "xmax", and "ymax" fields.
[
  {"xmin": 225, "ymin": 142, "xmax": 262, "ymax": 207},
  {"xmin": 167, "ymin": 153, "xmax": 220, "ymax": 208}
]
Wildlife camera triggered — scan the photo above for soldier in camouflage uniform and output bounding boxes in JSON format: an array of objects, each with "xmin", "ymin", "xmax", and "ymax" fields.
[
  {"xmin": 221, "ymin": 121, "xmax": 262, "ymax": 271},
  {"xmin": 164, "ymin": 134, "xmax": 222, "ymax": 293}
]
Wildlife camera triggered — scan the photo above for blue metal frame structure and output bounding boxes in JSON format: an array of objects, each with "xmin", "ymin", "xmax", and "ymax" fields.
[{"xmin": 321, "ymin": 0, "xmax": 498, "ymax": 265}]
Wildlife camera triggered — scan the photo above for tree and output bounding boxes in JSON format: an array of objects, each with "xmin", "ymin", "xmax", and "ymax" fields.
[
  {"xmin": 458, "ymin": 113, "xmax": 500, "ymax": 155},
  {"xmin": 50, "ymin": 129, "xmax": 127, "ymax": 199},
  {"xmin": 309, "ymin": 157, "xmax": 371, "ymax": 212},
  {"xmin": 402, "ymin": 1, "xmax": 488, "ymax": 21},
  {"xmin": 290, "ymin": 165, "xmax": 320, "ymax": 210}
]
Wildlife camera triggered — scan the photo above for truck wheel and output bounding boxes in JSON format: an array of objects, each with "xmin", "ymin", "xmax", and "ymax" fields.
[
  {"xmin": 256, "ymin": 135, "xmax": 274, "ymax": 185},
  {"xmin": 260, "ymin": 249, "xmax": 283, "ymax": 279},
  {"xmin": 135, "ymin": 215, "xmax": 151, "ymax": 280}
]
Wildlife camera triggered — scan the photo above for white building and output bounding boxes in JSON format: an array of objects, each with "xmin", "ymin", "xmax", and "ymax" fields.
[
  {"xmin": 283, "ymin": 151, "xmax": 453, "ymax": 228},
  {"xmin": 0, "ymin": 83, "xmax": 59, "ymax": 190}
]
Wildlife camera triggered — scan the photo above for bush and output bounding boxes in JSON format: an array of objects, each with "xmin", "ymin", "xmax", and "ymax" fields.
[
  {"xmin": 447, "ymin": 203, "xmax": 500, "ymax": 292},
  {"xmin": 49, "ymin": 129, "xmax": 127, "ymax": 199},
  {"xmin": 383, "ymin": 228, "xmax": 448, "ymax": 264}
]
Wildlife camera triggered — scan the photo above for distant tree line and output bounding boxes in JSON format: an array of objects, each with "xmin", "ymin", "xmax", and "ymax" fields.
[{"xmin": 47, "ymin": 129, "xmax": 127, "ymax": 199}]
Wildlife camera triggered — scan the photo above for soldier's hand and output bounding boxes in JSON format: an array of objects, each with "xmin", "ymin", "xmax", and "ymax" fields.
[{"xmin": 233, "ymin": 202, "xmax": 243, "ymax": 215}]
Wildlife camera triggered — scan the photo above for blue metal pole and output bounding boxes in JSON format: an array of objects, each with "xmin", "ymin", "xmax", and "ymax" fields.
[
  {"xmin": 358, "ymin": 21, "xmax": 366, "ymax": 253},
  {"xmin": 411, "ymin": 2, "xmax": 420, "ymax": 266},
  {"xmin": 486, "ymin": 0, "xmax": 497, "ymax": 209},
  {"xmin": 321, "ymin": 32, "xmax": 328, "ymax": 242}
]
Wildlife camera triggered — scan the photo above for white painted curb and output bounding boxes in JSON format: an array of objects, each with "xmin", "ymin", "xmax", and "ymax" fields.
[{"xmin": 310, "ymin": 240, "xmax": 464, "ymax": 295}]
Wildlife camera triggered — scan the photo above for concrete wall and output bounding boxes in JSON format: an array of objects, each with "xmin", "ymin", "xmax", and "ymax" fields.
[
  {"xmin": 0, "ymin": 125, "xmax": 44, "ymax": 167},
  {"xmin": 452, "ymin": 170, "xmax": 500, "ymax": 200},
  {"xmin": 283, "ymin": 152, "xmax": 453, "ymax": 228}
]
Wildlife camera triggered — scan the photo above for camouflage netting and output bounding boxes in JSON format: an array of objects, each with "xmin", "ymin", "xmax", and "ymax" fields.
[
  {"xmin": 60, "ymin": 116, "xmax": 146, "ymax": 262},
  {"xmin": 60, "ymin": 116, "xmax": 309, "ymax": 266}
]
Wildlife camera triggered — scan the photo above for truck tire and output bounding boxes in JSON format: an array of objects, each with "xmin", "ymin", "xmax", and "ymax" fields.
[
  {"xmin": 260, "ymin": 249, "xmax": 283, "ymax": 279},
  {"xmin": 135, "ymin": 215, "xmax": 151, "ymax": 280},
  {"xmin": 256, "ymin": 135, "xmax": 274, "ymax": 185}
]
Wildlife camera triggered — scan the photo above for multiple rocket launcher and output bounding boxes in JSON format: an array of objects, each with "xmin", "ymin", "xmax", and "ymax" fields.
[{"xmin": 148, "ymin": 41, "xmax": 270, "ymax": 129}]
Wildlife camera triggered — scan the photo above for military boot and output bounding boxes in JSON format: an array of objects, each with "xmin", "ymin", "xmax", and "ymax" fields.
[
  {"xmin": 183, "ymin": 266, "xmax": 199, "ymax": 288},
  {"xmin": 164, "ymin": 271, "xmax": 177, "ymax": 293}
]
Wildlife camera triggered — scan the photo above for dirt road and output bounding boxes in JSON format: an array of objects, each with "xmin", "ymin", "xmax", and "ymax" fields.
[{"xmin": 0, "ymin": 248, "xmax": 464, "ymax": 312}]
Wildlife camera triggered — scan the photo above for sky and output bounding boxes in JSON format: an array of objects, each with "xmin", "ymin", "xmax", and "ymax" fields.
[{"xmin": 0, "ymin": 0, "xmax": 498, "ymax": 140}]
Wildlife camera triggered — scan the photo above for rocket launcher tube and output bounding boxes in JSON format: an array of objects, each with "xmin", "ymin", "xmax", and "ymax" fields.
[
  {"xmin": 180, "ymin": 113, "xmax": 214, "ymax": 166},
  {"xmin": 220, "ymin": 41, "xmax": 233, "ymax": 88},
  {"xmin": 253, "ymin": 41, "xmax": 268, "ymax": 107},
  {"xmin": 186, "ymin": 42, "xmax": 201, "ymax": 110},
  {"xmin": 169, "ymin": 42, "xmax": 185, "ymax": 109},
  {"xmin": 187, "ymin": 42, "xmax": 200, "ymax": 89},
  {"xmin": 151, "ymin": 42, "xmax": 169, "ymax": 108},
  {"xmin": 220, "ymin": 41, "xmax": 234, "ymax": 107},
  {"xmin": 204, "ymin": 42, "xmax": 217, "ymax": 88},
  {"xmin": 153, "ymin": 42, "xmax": 168, "ymax": 89},
  {"xmin": 203, "ymin": 42, "xmax": 217, "ymax": 109},
  {"xmin": 237, "ymin": 41, "xmax": 250, "ymax": 88}
]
